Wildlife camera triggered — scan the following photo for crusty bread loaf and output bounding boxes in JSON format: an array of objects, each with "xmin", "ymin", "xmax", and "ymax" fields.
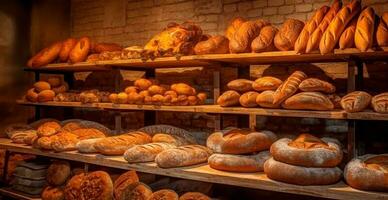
[
  {"xmin": 41, "ymin": 186, "xmax": 64, "ymax": 200},
  {"xmin": 59, "ymin": 38, "xmax": 77, "ymax": 62},
  {"xmin": 371, "ymin": 92, "xmax": 388, "ymax": 113},
  {"xmin": 225, "ymin": 17, "xmax": 245, "ymax": 41},
  {"xmin": 295, "ymin": 6, "xmax": 330, "ymax": 53},
  {"xmin": 121, "ymin": 182, "xmax": 152, "ymax": 200},
  {"xmin": 227, "ymin": 79, "xmax": 253, "ymax": 92},
  {"xmin": 217, "ymin": 90, "xmax": 240, "ymax": 107},
  {"xmin": 38, "ymin": 90, "xmax": 56, "ymax": 102},
  {"xmin": 239, "ymin": 91, "xmax": 259, "ymax": 108},
  {"xmin": 148, "ymin": 189, "xmax": 178, "ymax": 200},
  {"xmin": 79, "ymin": 171, "xmax": 113, "ymax": 200},
  {"xmin": 94, "ymin": 131, "xmax": 152, "ymax": 155},
  {"xmin": 69, "ymin": 36, "xmax": 91, "ymax": 63},
  {"xmin": 194, "ymin": 35, "xmax": 229, "ymax": 54},
  {"xmin": 264, "ymin": 157, "xmax": 342, "ymax": 185},
  {"xmin": 339, "ymin": 17, "xmax": 358, "ymax": 49},
  {"xmin": 34, "ymin": 81, "xmax": 51, "ymax": 92},
  {"xmin": 51, "ymin": 131, "xmax": 80, "ymax": 152},
  {"xmin": 155, "ymin": 145, "xmax": 212, "ymax": 168},
  {"xmin": 113, "ymin": 170, "xmax": 139, "ymax": 200},
  {"xmin": 37, "ymin": 121, "xmax": 61, "ymax": 137},
  {"xmin": 208, "ymin": 151, "xmax": 270, "ymax": 172},
  {"xmin": 47, "ymin": 160, "xmax": 71, "ymax": 186},
  {"xmin": 274, "ymin": 19, "xmax": 304, "ymax": 51},
  {"xmin": 124, "ymin": 143, "xmax": 176, "ymax": 163},
  {"xmin": 299, "ymin": 78, "xmax": 336, "ymax": 93},
  {"xmin": 273, "ymin": 71, "xmax": 307, "ymax": 105},
  {"xmin": 76, "ymin": 138, "xmax": 105, "ymax": 153},
  {"xmin": 344, "ymin": 154, "xmax": 388, "ymax": 191},
  {"xmin": 355, "ymin": 7, "xmax": 375, "ymax": 52},
  {"xmin": 376, "ymin": 12, "xmax": 388, "ymax": 47},
  {"xmin": 306, "ymin": 0, "xmax": 342, "ymax": 53},
  {"xmin": 171, "ymin": 83, "xmax": 196, "ymax": 96},
  {"xmin": 282, "ymin": 92, "xmax": 334, "ymax": 111},
  {"xmin": 251, "ymin": 25, "xmax": 278, "ymax": 53},
  {"xmin": 207, "ymin": 129, "xmax": 277, "ymax": 154},
  {"xmin": 134, "ymin": 78, "xmax": 153, "ymax": 91},
  {"xmin": 30, "ymin": 42, "xmax": 62, "ymax": 68},
  {"xmin": 252, "ymin": 76, "xmax": 282, "ymax": 91},
  {"xmin": 340, "ymin": 91, "xmax": 372, "ymax": 112},
  {"xmin": 71, "ymin": 128, "xmax": 106, "ymax": 140},
  {"xmin": 152, "ymin": 133, "xmax": 192, "ymax": 146},
  {"xmin": 179, "ymin": 192, "xmax": 210, "ymax": 200},
  {"xmin": 319, "ymin": 0, "xmax": 361, "ymax": 54},
  {"xmin": 271, "ymin": 134, "xmax": 343, "ymax": 167},
  {"xmin": 229, "ymin": 20, "xmax": 269, "ymax": 53},
  {"xmin": 64, "ymin": 173, "xmax": 85, "ymax": 200},
  {"xmin": 256, "ymin": 90, "xmax": 280, "ymax": 108}
]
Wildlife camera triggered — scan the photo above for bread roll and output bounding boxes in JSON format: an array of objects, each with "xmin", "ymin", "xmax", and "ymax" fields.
[
  {"xmin": 255, "ymin": 90, "xmax": 280, "ymax": 108},
  {"xmin": 217, "ymin": 90, "xmax": 240, "ymax": 107},
  {"xmin": 148, "ymin": 85, "xmax": 166, "ymax": 95},
  {"xmin": 299, "ymin": 78, "xmax": 336, "ymax": 93},
  {"xmin": 194, "ymin": 35, "xmax": 229, "ymax": 54},
  {"xmin": 171, "ymin": 83, "xmax": 196, "ymax": 96},
  {"xmin": 41, "ymin": 186, "xmax": 64, "ymax": 200},
  {"xmin": 155, "ymin": 145, "xmax": 212, "ymax": 168},
  {"xmin": 376, "ymin": 12, "xmax": 388, "ymax": 47},
  {"xmin": 79, "ymin": 171, "xmax": 113, "ymax": 200},
  {"xmin": 113, "ymin": 170, "xmax": 139, "ymax": 200},
  {"xmin": 37, "ymin": 121, "xmax": 61, "ymax": 137},
  {"xmin": 92, "ymin": 42, "xmax": 122, "ymax": 53},
  {"xmin": 251, "ymin": 25, "xmax": 278, "ymax": 53},
  {"xmin": 344, "ymin": 154, "xmax": 388, "ymax": 191},
  {"xmin": 295, "ymin": 6, "xmax": 330, "ymax": 53},
  {"xmin": 76, "ymin": 138, "xmax": 104, "ymax": 153},
  {"xmin": 208, "ymin": 151, "xmax": 270, "ymax": 172},
  {"xmin": 124, "ymin": 143, "xmax": 176, "ymax": 163},
  {"xmin": 26, "ymin": 88, "xmax": 38, "ymax": 102},
  {"xmin": 179, "ymin": 192, "xmax": 210, "ymax": 200},
  {"xmin": 271, "ymin": 134, "xmax": 343, "ymax": 167},
  {"xmin": 69, "ymin": 36, "xmax": 91, "ymax": 63},
  {"xmin": 121, "ymin": 182, "xmax": 152, "ymax": 200},
  {"xmin": 355, "ymin": 7, "xmax": 375, "ymax": 52},
  {"xmin": 117, "ymin": 92, "xmax": 128, "ymax": 104},
  {"xmin": 47, "ymin": 160, "xmax": 71, "ymax": 186},
  {"xmin": 339, "ymin": 17, "xmax": 357, "ymax": 49},
  {"xmin": 320, "ymin": 0, "xmax": 361, "ymax": 54},
  {"xmin": 30, "ymin": 42, "xmax": 62, "ymax": 68},
  {"xmin": 282, "ymin": 92, "xmax": 334, "ymax": 111},
  {"xmin": 274, "ymin": 19, "xmax": 304, "ymax": 51},
  {"xmin": 38, "ymin": 90, "xmax": 55, "ymax": 102},
  {"xmin": 59, "ymin": 38, "xmax": 77, "ymax": 62},
  {"xmin": 94, "ymin": 131, "xmax": 151, "ymax": 155},
  {"xmin": 196, "ymin": 92, "xmax": 207, "ymax": 105},
  {"xmin": 264, "ymin": 157, "xmax": 342, "ymax": 185},
  {"xmin": 252, "ymin": 76, "xmax": 282, "ymax": 91},
  {"xmin": 227, "ymin": 79, "xmax": 253, "ymax": 92},
  {"xmin": 239, "ymin": 91, "xmax": 259, "ymax": 108},
  {"xmin": 152, "ymin": 133, "xmax": 192, "ymax": 146},
  {"xmin": 306, "ymin": 0, "xmax": 342, "ymax": 53},
  {"xmin": 340, "ymin": 91, "xmax": 372, "ymax": 112},
  {"xmin": 225, "ymin": 17, "xmax": 245, "ymax": 41},
  {"xmin": 207, "ymin": 129, "xmax": 277, "ymax": 154},
  {"xmin": 34, "ymin": 81, "xmax": 51, "ymax": 92},
  {"xmin": 64, "ymin": 173, "xmax": 85, "ymax": 200},
  {"xmin": 273, "ymin": 71, "xmax": 307, "ymax": 105},
  {"xmin": 148, "ymin": 189, "xmax": 178, "ymax": 200},
  {"xmin": 229, "ymin": 20, "xmax": 269, "ymax": 53},
  {"xmin": 124, "ymin": 86, "xmax": 138, "ymax": 94},
  {"xmin": 51, "ymin": 132, "xmax": 80, "ymax": 152},
  {"xmin": 134, "ymin": 78, "xmax": 153, "ymax": 90},
  {"xmin": 371, "ymin": 92, "xmax": 388, "ymax": 113},
  {"xmin": 36, "ymin": 136, "xmax": 54, "ymax": 149}
]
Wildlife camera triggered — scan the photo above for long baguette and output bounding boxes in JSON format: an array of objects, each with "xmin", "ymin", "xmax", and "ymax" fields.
[
  {"xmin": 295, "ymin": 6, "xmax": 330, "ymax": 53},
  {"xmin": 306, "ymin": 0, "xmax": 342, "ymax": 53},
  {"xmin": 355, "ymin": 7, "xmax": 375, "ymax": 52},
  {"xmin": 339, "ymin": 17, "xmax": 358, "ymax": 49},
  {"xmin": 376, "ymin": 12, "xmax": 388, "ymax": 47},
  {"xmin": 319, "ymin": 0, "xmax": 361, "ymax": 54}
]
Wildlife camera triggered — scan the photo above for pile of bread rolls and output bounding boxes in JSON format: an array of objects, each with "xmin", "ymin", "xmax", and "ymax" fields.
[
  {"xmin": 25, "ymin": 77, "xmax": 69, "ymax": 103},
  {"xmin": 27, "ymin": 37, "xmax": 122, "ymax": 68},
  {"xmin": 109, "ymin": 78, "xmax": 207, "ymax": 106},
  {"xmin": 41, "ymin": 160, "xmax": 71, "ymax": 200}
]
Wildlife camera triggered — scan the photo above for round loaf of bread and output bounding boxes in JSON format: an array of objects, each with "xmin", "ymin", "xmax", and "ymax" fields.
[
  {"xmin": 41, "ymin": 186, "xmax": 64, "ymax": 200},
  {"xmin": 121, "ymin": 182, "xmax": 152, "ymax": 200},
  {"xmin": 208, "ymin": 151, "xmax": 270, "ymax": 172},
  {"xmin": 371, "ymin": 92, "xmax": 388, "ymax": 113},
  {"xmin": 171, "ymin": 83, "xmax": 196, "ymax": 96},
  {"xmin": 124, "ymin": 86, "xmax": 138, "ymax": 94},
  {"xmin": 252, "ymin": 77, "xmax": 282, "ymax": 91},
  {"xmin": 38, "ymin": 90, "xmax": 56, "ymax": 102},
  {"xmin": 64, "ymin": 173, "xmax": 85, "ymax": 200},
  {"xmin": 239, "ymin": 91, "xmax": 259, "ymax": 108},
  {"xmin": 227, "ymin": 79, "xmax": 253, "ymax": 93},
  {"xmin": 179, "ymin": 192, "xmax": 210, "ymax": 200},
  {"xmin": 217, "ymin": 90, "xmax": 240, "ymax": 107},
  {"xmin": 344, "ymin": 154, "xmax": 388, "ymax": 191},
  {"xmin": 113, "ymin": 170, "xmax": 139, "ymax": 200},
  {"xmin": 37, "ymin": 121, "xmax": 61, "ymax": 137},
  {"xmin": 340, "ymin": 91, "xmax": 372, "ymax": 112},
  {"xmin": 36, "ymin": 136, "xmax": 54, "ymax": 149},
  {"xmin": 80, "ymin": 171, "xmax": 113, "ymax": 200},
  {"xmin": 34, "ymin": 81, "xmax": 51, "ymax": 92},
  {"xmin": 47, "ymin": 160, "xmax": 71, "ymax": 186},
  {"xmin": 148, "ymin": 189, "xmax": 178, "ymax": 200},
  {"xmin": 134, "ymin": 79, "xmax": 153, "ymax": 91},
  {"xmin": 270, "ymin": 134, "xmax": 343, "ymax": 167},
  {"xmin": 264, "ymin": 157, "xmax": 342, "ymax": 185},
  {"xmin": 207, "ymin": 129, "xmax": 277, "ymax": 154}
]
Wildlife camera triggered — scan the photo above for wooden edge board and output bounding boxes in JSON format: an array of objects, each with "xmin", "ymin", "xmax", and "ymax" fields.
[
  {"xmin": 0, "ymin": 187, "xmax": 41, "ymax": 200},
  {"xmin": 0, "ymin": 138, "xmax": 387, "ymax": 200}
]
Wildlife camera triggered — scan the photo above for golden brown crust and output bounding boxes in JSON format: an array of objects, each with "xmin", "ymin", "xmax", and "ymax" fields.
[
  {"xmin": 30, "ymin": 42, "xmax": 62, "ymax": 68},
  {"xmin": 273, "ymin": 71, "xmax": 307, "ymax": 105},
  {"xmin": 92, "ymin": 42, "xmax": 122, "ymax": 53},
  {"xmin": 69, "ymin": 36, "xmax": 91, "ymax": 63},
  {"xmin": 340, "ymin": 91, "xmax": 372, "ymax": 112},
  {"xmin": 134, "ymin": 79, "xmax": 153, "ymax": 91},
  {"xmin": 148, "ymin": 189, "xmax": 178, "ymax": 200},
  {"xmin": 252, "ymin": 76, "xmax": 282, "ymax": 91},
  {"xmin": 37, "ymin": 121, "xmax": 61, "ymax": 137},
  {"xmin": 239, "ymin": 91, "xmax": 259, "ymax": 108},
  {"xmin": 113, "ymin": 171, "xmax": 139, "ymax": 200},
  {"xmin": 51, "ymin": 131, "xmax": 80, "ymax": 152},
  {"xmin": 41, "ymin": 186, "xmax": 65, "ymax": 200},
  {"xmin": 179, "ymin": 192, "xmax": 210, "ymax": 200},
  {"xmin": 38, "ymin": 90, "xmax": 56, "ymax": 102},
  {"xmin": 47, "ymin": 76, "xmax": 62, "ymax": 87},
  {"xmin": 217, "ymin": 90, "xmax": 240, "ymax": 107},
  {"xmin": 194, "ymin": 35, "xmax": 229, "ymax": 55},
  {"xmin": 339, "ymin": 17, "xmax": 358, "ymax": 49},
  {"xmin": 47, "ymin": 160, "xmax": 71, "ymax": 186},
  {"xmin": 71, "ymin": 128, "xmax": 106, "ymax": 140},
  {"xmin": 26, "ymin": 88, "xmax": 39, "ymax": 102},
  {"xmin": 124, "ymin": 86, "xmax": 138, "ymax": 94},
  {"xmin": 227, "ymin": 79, "xmax": 253, "ymax": 93},
  {"xmin": 355, "ymin": 7, "xmax": 375, "ymax": 52},
  {"xmin": 225, "ymin": 17, "xmax": 245, "ymax": 41},
  {"xmin": 148, "ymin": 85, "xmax": 167, "ymax": 95},
  {"xmin": 155, "ymin": 145, "xmax": 212, "ymax": 168},
  {"xmin": 255, "ymin": 90, "xmax": 280, "ymax": 108},
  {"xmin": 282, "ymin": 92, "xmax": 334, "ymax": 111},
  {"xmin": 64, "ymin": 173, "xmax": 85, "ymax": 200},
  {"xmin": 79, "ymin": 171, "xmax": 113, "ymax": 200},
  {"xmin": 274, "ymin": 19, "xmax": 304, "ymax": 51},
  {"xmin": 299, "ymin": 78, "xmax": 336, "ymax": 93},
  {"xmin": 229, "ymin": 20, "xmax": 269, "ymax": 53},
  {"xmin": 171, "ymin": 83, "xmax": 196, "ymax": 96},
  {"xmin": 121, "ymin": 182, "xmax": 152, "ymax": 200},
  {"xmin": 208, "ymin": 151, "xmax": 270, "ymax": 173},
  {"xmin": 34, "ymin": 81, "xmax": 51, "ymax": 92},
  {"xmin": 376, "ymin": 12, "xmax": 388, "ymax": 47},
  {"xmin": 59, "ymin": 38, "xmax": 77, "ymax": 62},
  {"xmin": 371, "ymin": 92, "xmax": 388, "ymax": 113},
  {"xmin": 251, "ymin": 25, "xmax": 278, "ymax": 53}
]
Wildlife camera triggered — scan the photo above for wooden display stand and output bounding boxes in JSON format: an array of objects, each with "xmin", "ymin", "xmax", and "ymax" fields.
[{"xmin": 2, "ymin": 49, "xmax": 388, "ymax": 200}]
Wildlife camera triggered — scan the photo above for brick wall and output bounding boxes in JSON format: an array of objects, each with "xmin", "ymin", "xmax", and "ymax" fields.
[{"xmin": 71, "ymin": 0, "xmax": 388, "ymax": 46}]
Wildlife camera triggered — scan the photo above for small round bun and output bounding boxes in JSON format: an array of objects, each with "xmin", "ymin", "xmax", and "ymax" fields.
[
  {"xmin": 34, "ymin": 81, "xmax": 51, "ymax": 92},
  {"xmin": 47, "ymin": 160, "xmax": 71, "ymax": 186}
]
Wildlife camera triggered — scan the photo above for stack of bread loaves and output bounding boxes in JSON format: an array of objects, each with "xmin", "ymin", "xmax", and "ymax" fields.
[
  {"xmin": 25, "ymin": 76, "xmax": 68, "ymax": 103},
  {"xmin": 41, "ymin": 160, "xmax": 71, "ymax": 200},
  {"xmin": 207, "ymin": 128, "xmax": 277, "ymax": 172},
  {"xmin": 109, "ymin": 78, "xmax": 207, "ymax": 106},
  {"xmin": 264, "ymin": 133, "xmax": 343, "ymax": 185}
]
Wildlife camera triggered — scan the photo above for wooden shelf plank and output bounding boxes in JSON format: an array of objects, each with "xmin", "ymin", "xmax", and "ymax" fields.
[
  {"xmin": 347, "ymin": 110, "xmax": 388, "ymax": 121},
  {"xmin": 24, "ymin": 62, "xmax": 111, "ymax": 72},
  {"xmin": 0, "ymin": 139, "xmax": 386, "ymax": 200},
  {"xmin": 0, "ymin": 187, "xmax": 41, "ymax": 200}
]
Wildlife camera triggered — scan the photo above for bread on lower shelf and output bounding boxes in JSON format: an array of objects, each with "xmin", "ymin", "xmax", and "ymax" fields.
[{"xmin": 208, "ymin": 151, "xmax": 270, "ymax": 173}]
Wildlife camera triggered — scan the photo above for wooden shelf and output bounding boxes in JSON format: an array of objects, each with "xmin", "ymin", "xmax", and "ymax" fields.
[
  {"xmin": 0, "ymin": 138, "xmax": 386, "ymax": 200},
  {"xmin": 0, "ymin": 187, "xmax": 41, "ymax": 200}
]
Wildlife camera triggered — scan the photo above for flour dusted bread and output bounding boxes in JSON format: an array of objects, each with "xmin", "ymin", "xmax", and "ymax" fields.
[
  {"xmin": 155, "ymin": 145, "xmax": 212, "ymax": 168},
  {"xmin": 299, "ymin": 78, "xmax": 336, "ymax": 93},
  {"xmin": 148, "ymin": 189, "xmax": 178, "ymax": 200},
  {"xmin": 94, "ymin": 131, "xmax": 151, "ymax": 155},
  {"xmin": 282, "ymin": 92, "xmax": 334, "ymax": 111},
  {"xmin": 344, "ymin": 154, "xmax": 388, "ymax": 191},
  {"xmin": 274, "ymin": 19, "xmax": 304, "ymax": 51},
  {"xmin": 151, "ymin": 133, "xmax": 192, "ymax": 146},
  {"xmin": 225, "ymin": 17, "xmax": 245, "ymax": 41},
  {"xmin": 124, "ymin": 143, "xmax": 176, "ymax": 163},
  {"xmin": 229, "ymin": 20, "xmax": 269, "ymax": 53},
  {"xmin": 59, "ymin": 38, "xmax": 77, "ymax": 62},
  {"xmin": 113, "ymin": 170, "xmax": 139, "ymax": 200},
  {"xmin": 217, "ymin": 90, "xmax": 240, "ymax": 107},
  {"xmin": 320, "ymin": 0, "xmax": 361, "ymax": 54},
  {"xmin": 273, "ymin": 71, "xmax": 307, "ymax": 105},
  {"xmin": 76, "ymin": 138, "xmax": 104, "ymax": 153},
  {"xmin": 227, "ymin": 79, "xmax": 253, "ymax": 93},
  {"xmin": 69, "ymin": 36, "xmax": 91, "ymax": 63},
  {"xmin": 47, "ymin": 160, "xmax": 71, "ymax": 186},
  {"xmin": 340, "ymin": 91, "xmax": 372, "ymax": 112},
  {"xmin": 251, "ymin": 25, "xmax": 278, "ymax": 53},
  {"xmin": 264, "ymin": 157, "xmax": 342, "ymax": 185},
  {"xmin": 239, "ymin": 91, "xmax": 259, "ymax": 108},
  {"xmin": 179, "ymin": 192, "xmax": 210, "ymax": 200},
  {"xmin": 79, "ymin": 171, "xmax": 113, "ymax": 200},
  {"xmin": 252, "ymin": 76, "xmax": 282, "ymax": 91},
  {"xmin": 256, "ymin": 90, "xmax": 280, "ymax": 108},
  {"xmin": 355, "ymin": 7, "xmax": 375, "ymax": 52},
  {"xmin": 208, "ymin": 151, "xmax": 270, "ymax": 173},
  {"xmin": 207, "ymin": 129, "xmax": 277, "ymax": 154},
  {"xmin": 376, "ymin": 12, "xmax": 388, "ymax": 47},
  {"xmin": 270, "ymin": 134, "xmax": 343, "ymax": 167},
  {"xmin": 339, "ymin": 17, "xmax": 357, "ymax": 49},
  {"xmin": 121, "ymin": 182, "xmax": 152, "ymax": 200},
  {"xmin": 194, "ymin": 35, "xmax": 229, "ymax": 54},
  {"xmin": 371, "ymin": 93, "xmax": 388, "ymax": 113}
]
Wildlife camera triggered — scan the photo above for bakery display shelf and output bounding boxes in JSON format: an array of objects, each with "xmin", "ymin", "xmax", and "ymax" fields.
[
  {"xmin": 24, "ymin": 62, "xmax": 112, "ymax": 72},
  {"xmin": 0, "ymin": 138, "xmax": 386, "ymax": 200},
  {"xmin": 0, "ymin": 187, "xmax": 41, "ymax": 200}
]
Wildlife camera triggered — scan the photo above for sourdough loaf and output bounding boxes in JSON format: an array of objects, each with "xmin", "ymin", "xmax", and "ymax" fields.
[
  {"xmin": 273, "ymin": 71, "xmax": 307, "ymax": 105},
  {"xmin": 208, "ymin": 151, "xmax": 270, "ymax": 172},
  {"xmin": 64, "ymin": 173, "xmax": 85, "ymax": 200},
  {"xmin": 194, "ymin": 35, "xmax": 229, "ymax": 54},
  {"xmin": 256, "ymin": 90, "xmax": 280, "ymax": 108},
  {"xmin": 217, "ymin": 90, "xmax": 240, "ymax": 107},
  {"xmin": 355, "ymin": 7, "xmax": 376, "ymax": 52},
  {"xmin": 124, "ymin": 143, "xmax": 176, "ymax": 163},
  {"xmin": 239, "ymin": 91, "xmax": 259, "ymax": 108},
  {"xmin": 79, "ymin": 171, "xmax": 113, "ymax": 200},
  {"xmin": 227, "ymin": 79, "xmax": 253, "ymax": 92},
  {"xmin": 51, "ymin": 131, "xmax": 80, "ymax": 152},
  {"xmin": 340, "ymin": 91, "xmax": 372, "ymax": 112},
  {"xmin": 155, "ymin": 145, "xmax": 212, "ymax": 168},
  {"xmin": 37, "ymin": 121, "xmax": 61, "ymax": 137},
  {"xmin": 274, "ymin": 19, "xmax": 304, "ymax": 51},
  {"xmin": 113, "ymin": 170, "xmax": 139, "ymax": 200},
  {"xmin": 371, "ymin": 92, "xmax": 388, "ymax": 113},
  {"xmin": 252, "ymin": 76, "xmax": 282, "ymax": 91},
  {"xmin": 229, "ymin": 20, "xmax": 269, "ymax": 53},
  {"xmin": 376, "ymin": 12, "xmax": 388, "ymax": 47},
  {"xmin": 251, "ymin": 25, "xmax": 278, "ymax": 53},
  {"xmin": 339, "ymin": 17, "xmax": 358, "ymax": 49},
  {"xmin": 282, "ymin": 92, "xmax": 334, "ymax": 111},
  {"xmin": 299, "ymin": 78, "xmax": 336, "ymax": 93}
]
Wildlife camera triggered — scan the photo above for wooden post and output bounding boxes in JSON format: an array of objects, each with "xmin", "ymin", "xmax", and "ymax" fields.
[
  {"xmin": 213, "ymin": 66, "xmax": 221, "ymax": 131},
  {"xmin": 238, "ymin": 65, "xmax": 251, "ymax": 128},
  {"xmin": 34, "ymin": 72, "xmax": 41, "ymax": 121},
  {"xmin": 113, "ymin": 68, "xmax": 122, "ymax": 133},
  {"xmin": 346, "ymin": 58, "xmax": 358, "ymax": 160},
  {"xmin": 144, "ymin": 68, "xmax": 156, "ymax": 126},
  {"xmin": 1, "ymin": 150, "xmax": 10, "ymax": 184}
]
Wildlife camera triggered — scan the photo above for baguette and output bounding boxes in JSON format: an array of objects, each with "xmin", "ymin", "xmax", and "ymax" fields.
[
  {"xmin": 274, "ymin": 19, "xmax": 304, "ymax": 51},
  {"xmin": 320, "ymin": 0, "xmax": 361, "ymax": 54},
  {"xmin": 299, "ymin": 78, "xmax": 336, "ymax": 93},
  {"xmin": 282, "ymin": 92, "xmax": 334, "ymax": 111},
  {"xmin": 155, "ymin": 145, "xmax": 212, "ymax": 168},
  {"xmin": 251, "ymin": 25, "xmax": 278, "ymax": 53},
  {"xmin": 273, "ymin": 71, "xmax": 307, "ymax": 105},
  {"xmin": 306, "ymin": 0, "xmax": 342, "ymax": 53},
  {"xmin": 59, "ymin": 38, "xmax": 77, "ymax": 62},
  {"xmin": 376, "ymin": 12, "xmax": 388, "ymax": 47},
  {"xmin": 295, "ymin": 6, "xmax": 330, "ymax": 53},
  {"xmin": 76, "ymin": 138, "xmax": 105, "ymax": 153},
  {"xmin": 355, "ymin": 7, "xmax": 375, "ymax": 52},
  {"xmin": 124, "ymin": 143, "xmax": 176, "ymax": 163},
  {"xmin": 339, "ymin": 17, "xmax": 358, "ymax": 49},
  {"xmin": 208, "ymin": 151, "xmax": 270, "ymax": 172}
]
